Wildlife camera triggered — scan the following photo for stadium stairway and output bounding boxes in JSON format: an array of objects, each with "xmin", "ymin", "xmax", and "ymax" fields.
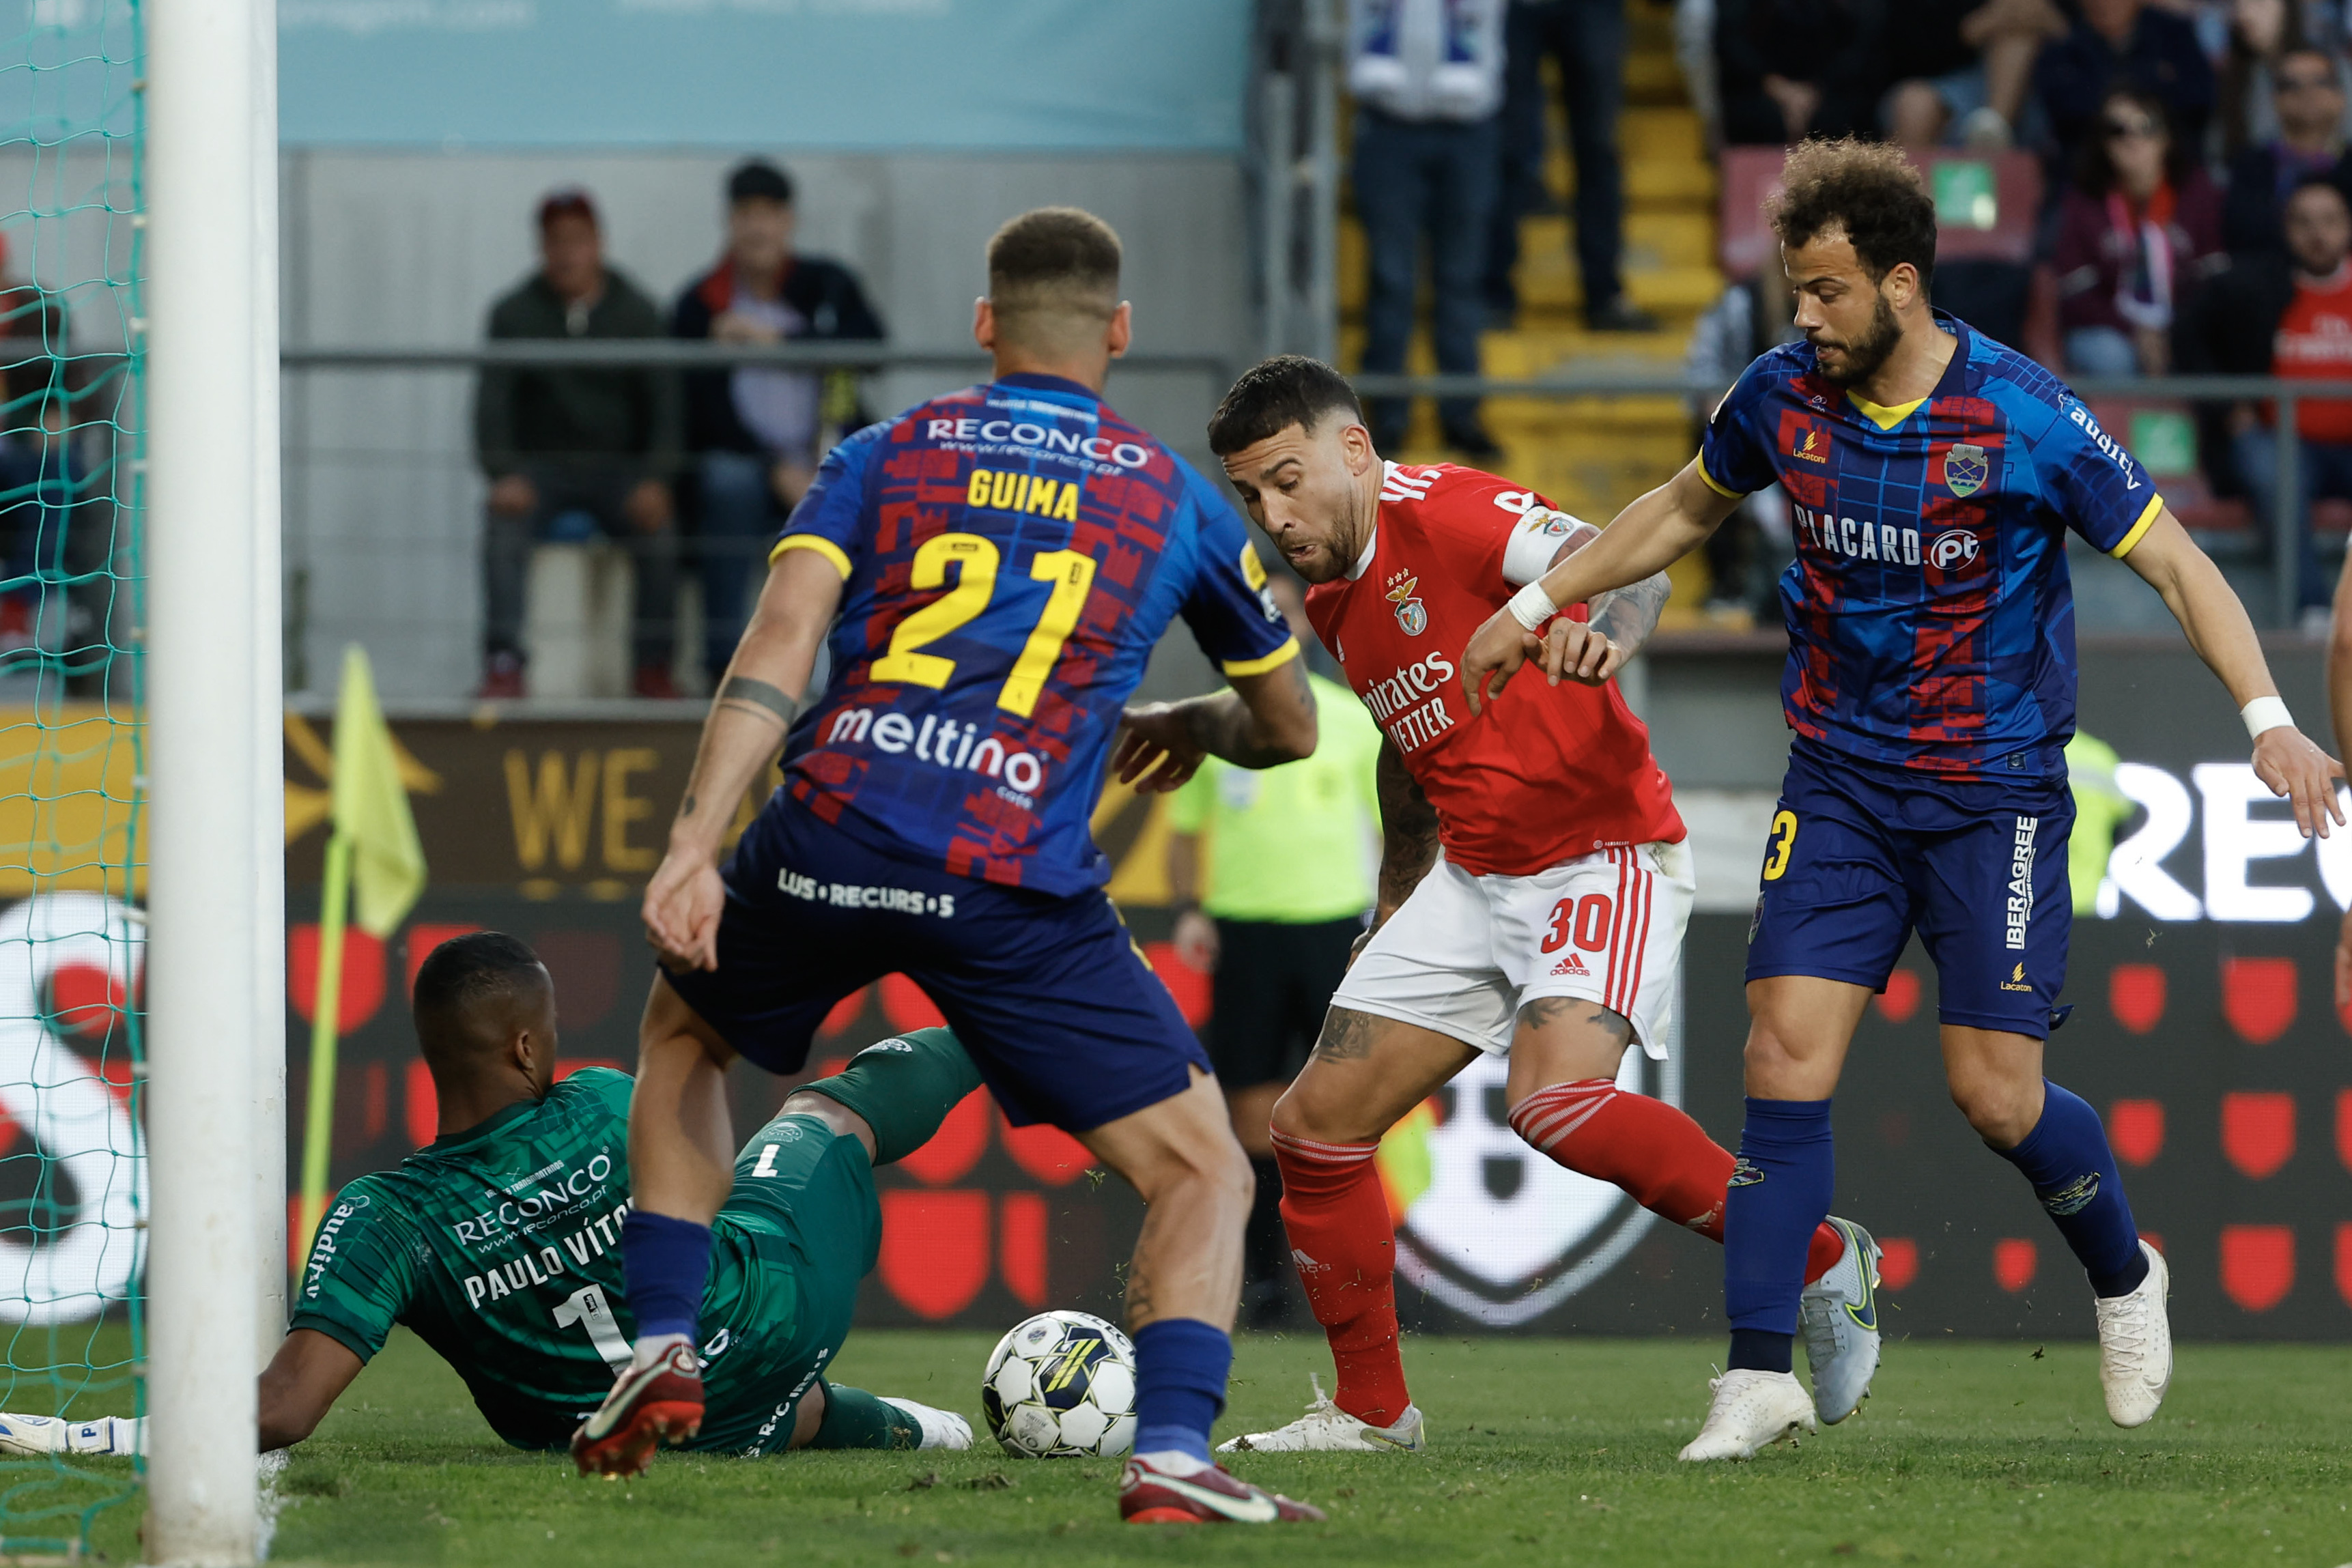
[{"xmin": 1339, "ymin": 1, "xmax": 1723, "ymax": 623}]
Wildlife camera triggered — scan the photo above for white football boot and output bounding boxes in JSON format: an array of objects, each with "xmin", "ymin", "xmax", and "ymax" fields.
[
  {"xmin": 877, "ymin": 1397, "xmax": 974, "ymax": 1451},
  {"xmin": 1217, "ymin": 1376, "xmax": 1426, "ymax": 1454},
  {"xmin": 2094, "ymin": 1240, "xmax": 2172, "ymax": 1428},
  {"xmin": 1677, "ymin": 1369, "xmax": 1817, "ymax": 1462},
  {"xmin": 1798, "ymin": 1216, "xmax": 1883, "ymax": 1424}
]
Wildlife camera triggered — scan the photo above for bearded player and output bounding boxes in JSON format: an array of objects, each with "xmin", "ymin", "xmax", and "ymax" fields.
[
  {"xmin": 0, "ymin": 933, "xmax": 976, "ymax": 1464},
  {"xmin": 1157, "ymin": 356, "xmax": 1881, "ymax": 1455},
  {"xmin": 1463, "ymin": 139, "xmax": 2346, "ymax": 1459}
]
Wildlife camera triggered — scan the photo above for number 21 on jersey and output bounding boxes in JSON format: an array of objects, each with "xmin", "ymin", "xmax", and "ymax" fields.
[{"xmin": 870, "ymin": 532, "xmax": 1098, "ymax": 719}]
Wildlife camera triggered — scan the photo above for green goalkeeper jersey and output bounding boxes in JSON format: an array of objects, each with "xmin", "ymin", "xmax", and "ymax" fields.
[{"xmin": 291, "ymin": 1067, "xmax": 873, "ymax": 1455}]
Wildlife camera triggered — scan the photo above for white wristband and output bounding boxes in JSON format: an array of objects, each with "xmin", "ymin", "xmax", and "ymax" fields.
[
  {"xmin": 2241, "ymin": 696, "xmax": 2294, "ymax": 741},
  {"xmin": 1506, "ymin": 580, "xmax": 1559, "ymax": 631}
]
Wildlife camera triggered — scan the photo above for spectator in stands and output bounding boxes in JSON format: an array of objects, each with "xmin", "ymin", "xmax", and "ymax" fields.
[
  {"xmin": 1163, "ymin": 575, "xmax": 1384, "ymax": 1330},
  {"xmin": 1484, "ymin": 0, "xmax": 1654, "ymax": 333},
  {"xmin": 2217, "ymin": 0, "xmax": 2352, "ymax": 163},
  {"xmin": 2177, "ymin": 176, "xmax": 2352, "ymax": 623},
  {"xmin": 473, "ymin": 190, "xmax": 681, "ymax": 700},
  {"xmin": 2032, "ymin": 0, "xmax": 2216, "ymax": 175},
  {"xmin": 672, "ymin": 160, "xmax": 883, "ymax": 688},
  {"xmin": 1714, "ymin": 0, "xmax": 1885, "ymax": 146},
  {"xmin": 1882, "ymin": 0, "xmax": 2067, "ymax": 148},
  {"xmin": 2222, "ymin": 44, "xmax": 2352, "ymax": 256},
  {"xmin": 1349, "ymin": 0, "xmax": 1507, "ymax": 457},
  {"xmin": 2053, "ymin": 87, "xmax": 2223, "ymax": 375}
]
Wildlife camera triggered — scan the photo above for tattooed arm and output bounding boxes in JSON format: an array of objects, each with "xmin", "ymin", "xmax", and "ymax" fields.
[
  {"xmin": 642, "ymin": 547, "xmax": 842, "ymax": 971},
  {"xmin": 1523, "ymin": 522, "xmax": 1674, "ymax": 689},
  {"xmin": 1371, "ymin": 735, "xmax": 1440, "ymax": 930},
  {"xmin": 1109, "ymin": 654, "xmax": 1319, "ymax": 795}
]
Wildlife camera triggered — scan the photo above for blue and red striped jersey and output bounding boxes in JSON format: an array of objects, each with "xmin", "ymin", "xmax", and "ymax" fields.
[
  {"xmin": 769, "ymin": 372, "xmax": 1298, "ymax": 894},
  {"xmin": 1698, "ymin": 313, "xmax": 2162, "ymax": 778}
]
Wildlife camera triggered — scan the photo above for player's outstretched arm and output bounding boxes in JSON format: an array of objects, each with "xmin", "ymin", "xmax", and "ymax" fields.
[
  {"xmin": 1462, "ymin": 460, "xmax": 1740, "ymax": 714},
  {"xmin": 1361, "ymin": 737, "xmax": 1439, "ymax": 958},
  {"xmin": 2125, "ymin": 507, "xmax": 2346, "ymax": 838},
  {"xmin": 1531, "ymin": 524, "xmax": 1675, "ymax": 689},
  {"xmin": 1111, "ymin": 655, "xmax": 1318, "ymax": 795},
  {"xmin": 644, "ymin": 547, "xmax": 844, "ymax": 970},
  {"xmin": 256, "ymin": 1328, "xmax": 367, "ymax": 1452}
]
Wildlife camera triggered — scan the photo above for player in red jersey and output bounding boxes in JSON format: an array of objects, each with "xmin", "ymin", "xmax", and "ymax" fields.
[{"xmin": 1160, "ymin": 356, "xmax": 1883, "ymax": 1451}]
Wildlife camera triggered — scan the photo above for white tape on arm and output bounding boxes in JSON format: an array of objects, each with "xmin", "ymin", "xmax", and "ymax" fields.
[
  {"xmin": 2241, "ymin": 696, "xmax": 2294, "ymax": 741},
  {"xmin": 1506, "ymin": 580, "xmax": 1558, "ymax": 631}
]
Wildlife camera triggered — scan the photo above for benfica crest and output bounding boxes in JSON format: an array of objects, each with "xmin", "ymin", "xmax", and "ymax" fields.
[
  {"xmin": 1387, "ymin": 1025, "xmax": 1683, "ymax": 1324},
  {"xmin": 1943, "ymin": 442, "xmax": 1989, "ymax": 498},
  {"xmin": 1385, "ymin": 575, "xmax": 1428, "ymax": 636}
]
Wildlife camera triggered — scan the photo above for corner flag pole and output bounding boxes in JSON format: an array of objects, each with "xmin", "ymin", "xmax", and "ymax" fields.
[{"xmin": 296, "ymin": 830, "xmax": 353, "ymax": 1266}]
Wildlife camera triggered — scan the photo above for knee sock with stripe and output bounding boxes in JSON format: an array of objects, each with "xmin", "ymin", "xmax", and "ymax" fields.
[
  {"xmin": 1269, "ymin": 1128, "xmax": 1409, "ymax": 1427},
  {"xmin": 1508, "ymin": 1079, "xmax": 1843, "ymax": 1283}
]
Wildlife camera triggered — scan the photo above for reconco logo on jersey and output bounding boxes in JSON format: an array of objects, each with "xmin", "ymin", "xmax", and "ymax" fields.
[{"xmin": 1392, "ymin": 1047, "xmax": 1686, "ymax": 1326}]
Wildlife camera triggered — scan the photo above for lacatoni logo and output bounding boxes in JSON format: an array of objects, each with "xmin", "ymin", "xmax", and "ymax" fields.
[
  {"xmin": 1361, "ymin": 653, "xmax": 1456, "ymax": 754},
  {"xmin": 1930, "ymin": 528, "xmax": 1982, "ymax": 571},
  {"xmin": 824, "ymin": 706, "xmax": 1050, "ymax": 797},
  {"xmin": 1387, "ymin": 1046, "xmax": 1682, "ymax": 1326}
]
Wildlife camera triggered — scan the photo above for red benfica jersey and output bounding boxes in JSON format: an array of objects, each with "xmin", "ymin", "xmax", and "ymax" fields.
[{"xmin": 1303, "ymin": 463, "xmax": 1684, "ymax": 876}]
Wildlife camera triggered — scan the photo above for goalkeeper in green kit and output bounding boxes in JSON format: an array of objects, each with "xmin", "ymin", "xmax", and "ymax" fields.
[{"xmin": 0, "ymin": 932, "xmax": 980, "ymax": 1462}]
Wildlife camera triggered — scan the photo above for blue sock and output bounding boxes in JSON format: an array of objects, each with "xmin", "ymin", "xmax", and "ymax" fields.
[
  {"xmin": 1996, "ymin": 1081, "xmax": 2147, "ymax": 1298},
  {"xmin": 621, "ymin": 1210, "xmax": 711, "ymax": 1343},
  {"xmin": 1130, "ymin": 1318, "xmax": 1230, "ymax": 1464},
  {"xmin": 1723, "ymin": 1097, "xmax": 1834, "ymax": 1372}
]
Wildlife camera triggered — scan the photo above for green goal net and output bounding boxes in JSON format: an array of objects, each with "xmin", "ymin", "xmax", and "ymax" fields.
[{"xmin": 0, "ymin": 0, "xmax": 149, "ymax": 1554}]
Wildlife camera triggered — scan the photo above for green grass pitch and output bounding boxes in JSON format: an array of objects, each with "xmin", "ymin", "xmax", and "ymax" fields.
[{"xmin": 79, "ymin": 1330, "xmax": 2352, "ymax": 1565}]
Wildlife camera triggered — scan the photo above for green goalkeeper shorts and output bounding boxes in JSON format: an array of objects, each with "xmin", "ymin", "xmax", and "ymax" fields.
[{"xmin": 688, "ymin": 1109, "xmax": 881, "ymax": 1456}]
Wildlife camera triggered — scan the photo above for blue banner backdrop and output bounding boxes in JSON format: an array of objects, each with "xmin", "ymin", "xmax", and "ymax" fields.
[{"xmin": 272, "ymin": 0, "xmax": 1252, "ymax": 150}]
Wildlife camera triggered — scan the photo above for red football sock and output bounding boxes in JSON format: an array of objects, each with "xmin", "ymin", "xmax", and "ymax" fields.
[
  {"xmin": 1508, "ymin": 1079, "xmax": 1844, "ymax": 1283},
  {"xmin": 1269, "ymin": 1128, "xmax": 1409, "ymax": 1427}
]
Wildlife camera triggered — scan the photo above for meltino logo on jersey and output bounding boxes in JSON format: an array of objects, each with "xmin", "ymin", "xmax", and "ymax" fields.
[
  {"xmin": 825, "ymin": 707, "xmax": 1051, "ymax": 802},
  {"xmin": 924, "ymin": 416, "xmax": 1152, "ymax": 471},
  {"xmin": 1363, "ymin": 652, "xmax": 1457, "ymax": 754}
]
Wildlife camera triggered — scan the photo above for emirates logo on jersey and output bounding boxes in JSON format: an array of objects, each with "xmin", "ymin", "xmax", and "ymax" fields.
[{"xmin": 1385, "ymin": 573, "xmax": 1428, "ymax": 637}]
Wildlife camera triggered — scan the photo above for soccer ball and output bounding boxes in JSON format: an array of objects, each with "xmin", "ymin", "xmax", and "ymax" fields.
[{"xmin": 980, "ymin": 1310, "xmax": 1137, "ymax": 1459}]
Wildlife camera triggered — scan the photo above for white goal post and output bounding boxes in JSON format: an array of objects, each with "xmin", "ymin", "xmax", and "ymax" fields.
[{"xmin": 144, "ymin": 0, "xmax": 283, "ymax": 1562}]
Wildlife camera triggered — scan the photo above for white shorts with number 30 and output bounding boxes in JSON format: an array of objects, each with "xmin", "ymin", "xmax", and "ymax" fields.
[{"xmin": 1331, "ymin": 840, "xmax": 1695, "ymax": 1059}]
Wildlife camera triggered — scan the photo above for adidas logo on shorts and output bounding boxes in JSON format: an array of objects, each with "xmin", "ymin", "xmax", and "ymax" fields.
[{"xmin": 1548, "ymin": 952, "xmax": 1590, "ymax": 978}]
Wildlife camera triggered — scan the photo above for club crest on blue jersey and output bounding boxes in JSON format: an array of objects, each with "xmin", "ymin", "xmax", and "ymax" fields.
[
  {"xmin": 1942, "ymin": 442, "xmax": 1989, "ymax": 498},
  {"xmin": 1386, "ymin": 573, "xmax": 1428, "ymax": 636},
  {"xmin": 1778, "ymin": 409, "xmax": 1832, "ymax": 464}
]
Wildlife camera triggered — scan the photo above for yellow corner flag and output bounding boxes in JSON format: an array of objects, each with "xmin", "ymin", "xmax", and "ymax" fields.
[
  {"xmin": 330, "ymin": 644, "xmax": 425, "ymax": 937},
  {"xmin": 298, "ymin": 645, "xmax": 428, "ymax": 1266}
]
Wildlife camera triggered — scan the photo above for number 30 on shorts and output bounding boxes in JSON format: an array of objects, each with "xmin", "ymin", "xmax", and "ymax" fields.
[
  {"xmin": 1760, "ymin": 810, "xmax": 1798, "ymax": 881},
  {"xmin": 1541, "ymin": 894, "xmax": 1615, "ymax": 954}
]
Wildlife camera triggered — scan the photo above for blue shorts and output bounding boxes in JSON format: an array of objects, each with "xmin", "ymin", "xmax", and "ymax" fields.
[
  {"xmin": 662, "ymin": 799, "xmax": 1209, "ymax": 1131},
  {"xmin": 1744, "ymin": 742, "xmax": 2073, "ymax": 1037}
]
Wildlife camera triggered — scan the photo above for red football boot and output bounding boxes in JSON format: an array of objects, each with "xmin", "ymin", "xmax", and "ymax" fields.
[
  {"xmin": 1118, "ymin": 1454, "xmax": 1325, "ymax": 1524},
  {"xmin": 570, "ymin": 1342, "xmax": 703, "ymax": 1477}
]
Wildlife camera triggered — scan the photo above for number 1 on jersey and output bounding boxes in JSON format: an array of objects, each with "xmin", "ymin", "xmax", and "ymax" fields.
[
  {"xmin": 870, "ymin": 531, "xmax": 1099, "ymax": 716},
  {"xmin": 553, "ymin": 1283, "xmax": 632, "ymax": 1372}
]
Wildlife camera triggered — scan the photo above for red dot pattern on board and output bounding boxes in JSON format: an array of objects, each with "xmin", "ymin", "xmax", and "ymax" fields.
[
  {"xmin": 46, "ymin": 962, "xmax": 130, "ymax": 1046},
  {"xmin": 1873, "ymin": 967, "xmax": 1921, "ymax": 1024},
  {"xmin": 2220, "ymin": 1224, "xmax": 2295, "ymax": 1312},
  {"xmin": 2107, "ymin": 1099, "xmax": 2164, "ymax": 1167},
  {"xmin": 1143, "ymin": 941, "xmax": 1212, "ymax": 1028},
  {"xmin": 819, "ymin": 988, "xmax": 869, "ymax": 1038},
  {"xmin": 2335, "ymin": 1223, "xmax": 2352, "ymax": 1309},
  {"xmin": 2220, "ymin": 956, "xmax": 2297, "ymax": 1046},
  {"xmin": 288, "ymin": 925, "xmax": 387, "ymax": 1034},
  {"xmin": 2220, "ymin": 1092, "xmax": 2296, "ymax": 1180},
  {"xmin": 1877, "ymin": 1237, "xmax": 1918, "ymax": 1292},
  {"xmin": 897, "ymin": 1088, "xmax": 991, "ymax": 1186},
  {"xmin": 2336, "ymin": 1089, "xmax": 2352, "ymax": 1175},
  {"xmin": 1000, "ymin": 1109, "xmax": 1093, "ymax": 1186},
  {"xmin": 1000, "ymin": 1192, "xmax": 1049, "ymax": 1308},
  {"xmin": 406, "ymin": 1059, "xmax": 436, "ymax": 1149},
  {"xmin": 879, "ymin": 974, "xmax": 946, "ymax": 1032},
  {"xmin": 1993, "ymin": 1238, "xmax": 2037, "ymax": 1294},
  {"xmin": 878, "ymin": 1189, "xmax": 991, "ymax": 1320},
  {"xmin": 2107, "ymin": 964, "xmax": 2165, "ymax": 1035}
]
